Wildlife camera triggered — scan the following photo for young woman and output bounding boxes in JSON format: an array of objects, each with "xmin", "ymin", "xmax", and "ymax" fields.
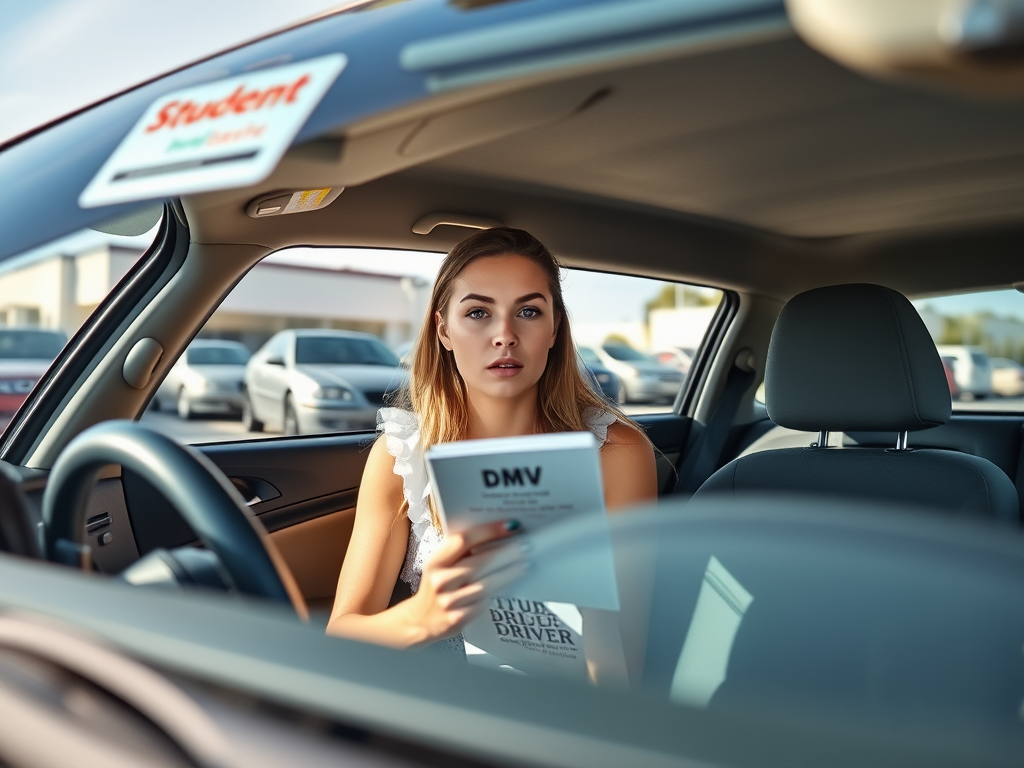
[{"xmin": 327, "ymin": 228, "xmax": 657, "ymax": 655}]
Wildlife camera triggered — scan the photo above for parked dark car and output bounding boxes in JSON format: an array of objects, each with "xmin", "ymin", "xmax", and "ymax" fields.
[
  {"xmin": 577, "ymin": 346, "xmax": 623, "ymax": 403},
  {"xmin": 0, "ymin": 327, "xmax": 67, "ymax": 428}
]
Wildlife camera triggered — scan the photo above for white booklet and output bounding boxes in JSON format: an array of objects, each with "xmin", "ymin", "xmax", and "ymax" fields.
[{"xmin": 425, "ymin": 432, "xmax": 621, "ymax": 679}]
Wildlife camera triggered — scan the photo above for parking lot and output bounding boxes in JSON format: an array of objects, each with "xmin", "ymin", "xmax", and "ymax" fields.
[{"xmin": 139, "ymin": 398, "xmax": 1024, "ymax": 445}]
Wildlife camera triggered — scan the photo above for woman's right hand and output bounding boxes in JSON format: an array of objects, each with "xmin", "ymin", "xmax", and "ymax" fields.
[{"xmin": 400, "ymin": 519, "xmax": 529, "ymax": 646}]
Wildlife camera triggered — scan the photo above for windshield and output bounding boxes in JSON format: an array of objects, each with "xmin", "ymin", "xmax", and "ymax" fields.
[
  {"xmin": 187, "ymin": 346, "xmax": 250, "ymax": 366},
  {"xmin": 603, "ymin": 344, "xmax": 653, "ymax": 363},
  {"xmin": 516, "ymin": 497, "xmax": 1024, "ymax": 745},
  {"xmin": 295, "ymin": 336, "xmax": 400, "ymax": 366},
  {"xmin": 578, "ymin": 347, "xmax": 601, "ymax": 365},
  {"xmin": 0, "ymin": 329, "xmax": 67, "ymax": 360}
]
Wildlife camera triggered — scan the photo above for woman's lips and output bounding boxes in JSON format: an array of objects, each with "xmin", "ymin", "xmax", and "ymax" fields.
[{"xmin": 488, "ymin": 358, "xmax": 523, "ymax": 378}]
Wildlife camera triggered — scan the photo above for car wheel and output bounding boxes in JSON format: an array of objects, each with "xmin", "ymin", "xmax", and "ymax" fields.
[
  {"xmin": 283, "ymin": 394, "xmax": 300, "ymax": 435},
  {"xmin": 176, "ymin": 388, "xmax": 193, "ymax": 420},
  {"xmin": 241, "ymin": 391, "xmax": 263, "ymax": 432}
]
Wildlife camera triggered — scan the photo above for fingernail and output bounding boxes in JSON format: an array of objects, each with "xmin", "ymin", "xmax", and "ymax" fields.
[{"xmin": 504, "ymin": 520, "xmax": 521, "ymax": 532}]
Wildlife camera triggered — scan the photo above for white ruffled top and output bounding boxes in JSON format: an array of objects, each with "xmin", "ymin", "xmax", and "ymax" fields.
[{"xmin": 377, "ymin": 406, "xmax": 619, "ymax": 593}]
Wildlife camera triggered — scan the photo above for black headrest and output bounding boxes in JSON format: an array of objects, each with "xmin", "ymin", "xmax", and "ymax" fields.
[{"xmin": 765, "ymin": 284, "xmax": 951, "ymax": 432}]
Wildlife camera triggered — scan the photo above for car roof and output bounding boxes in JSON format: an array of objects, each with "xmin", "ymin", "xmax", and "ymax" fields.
[
  {"xmin": 4, "ymin": 0, "xmax": 1024, "ymax": 303},
  {"xmin": 188, "ymin": 339, "xmax": 248, "ymax": 348},
  {"xmin": 290, "ymin": 328, "xmax": 382, "ymax": 340}
]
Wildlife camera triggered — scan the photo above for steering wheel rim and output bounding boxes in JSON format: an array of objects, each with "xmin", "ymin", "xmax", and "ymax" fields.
[{"xmin": 42, "ymin": 420, "xmax": 303, "ymax": 613}]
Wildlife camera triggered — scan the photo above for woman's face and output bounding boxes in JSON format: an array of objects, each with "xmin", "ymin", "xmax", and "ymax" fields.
[{"xmin": 438, "ymin": 254, "xmax": 559, "ymax": 402}]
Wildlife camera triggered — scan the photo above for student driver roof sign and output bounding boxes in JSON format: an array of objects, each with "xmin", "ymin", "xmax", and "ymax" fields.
[{"xmin": 79, "ymin": 54, "xmax": 346, "ymax": 208}]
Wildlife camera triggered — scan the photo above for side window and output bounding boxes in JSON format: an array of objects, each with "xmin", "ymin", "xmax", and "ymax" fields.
[
  {"xmin": 140, "ymin": 247, "xmax": 723, "ymax": 444},
  {"xmin": 561, "ymin": 270, "xmax": 722, "ymax": 416},
  {"xmin": 753, "ymin": 289, "xmax": 1024, "ymax": 410},
  {"xmin": 914, "ymin": 289, "xmax": 1024, "ymax": 412},
  {"xmin": 0, "ymin": 222, "xmax": 158, "ymax": 433}
]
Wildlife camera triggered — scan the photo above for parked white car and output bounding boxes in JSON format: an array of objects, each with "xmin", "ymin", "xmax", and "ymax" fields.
[
  {"xmin": 154, "ymin": 339, "xmax": 250, "ymax": 419},
  {"xmin": 243, "ymin": 329, "xmax": 407, "ymax": 434},
  {"xmin": 990, "ymin": 357, "xmax": 1024, "ymax": 397},
  {"xmin": 935, "ymin": 345, "xmax": 994, "ymax": 399}
]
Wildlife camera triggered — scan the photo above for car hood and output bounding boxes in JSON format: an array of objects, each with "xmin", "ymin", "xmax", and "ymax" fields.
[
  {"xmin": 617, "ymin": 360, "xmax": 680, "ymax": 375},
  {"xmin": 295, "ymin": 364, "xmax": 407, "ymax": 390},
  {"xmin": 189, "ymin": 365, "xmax": 246, "ymax": 383},
  {"xmin": 0, "ymin": 359, "xmax": 52, "ymax": 378}
]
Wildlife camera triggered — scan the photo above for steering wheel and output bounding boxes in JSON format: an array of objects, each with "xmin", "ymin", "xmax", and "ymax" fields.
[{"xmin": 41, "ymin": 420, "xmax": 305, "ymax": 616}]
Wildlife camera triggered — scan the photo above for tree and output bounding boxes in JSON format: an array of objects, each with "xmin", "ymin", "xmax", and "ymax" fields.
[{"xmin": 643, "ymin": 284, "xmax": 717, "ymax": 323}]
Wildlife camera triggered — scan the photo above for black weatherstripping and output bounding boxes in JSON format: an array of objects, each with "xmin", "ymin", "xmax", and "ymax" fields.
[
  {"xmin": 677, "ymin": 290, "xmax": 740, "ymax": 417},
  {"xmin": 0, "ymin": 205, "xmax": 187, "ymax": 465}
]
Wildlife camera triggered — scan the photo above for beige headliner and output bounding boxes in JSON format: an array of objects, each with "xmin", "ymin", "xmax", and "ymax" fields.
[{"xmin": 182, "ymin": 31, "xmax": 1024, "ymax": 303}]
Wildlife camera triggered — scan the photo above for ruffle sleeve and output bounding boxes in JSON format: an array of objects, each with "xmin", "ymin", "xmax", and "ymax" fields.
[
  {"xmin": 377, "ymin": 407, "xmax": 433, "ymax": 540},
  {"xmin": 584, "ymin": 406, "xmax": 619, "ymax": 445}
]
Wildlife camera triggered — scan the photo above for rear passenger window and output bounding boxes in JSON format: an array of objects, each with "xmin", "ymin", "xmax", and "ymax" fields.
[
  {"xmin": 913, "ymin": 289, "xmax": 1024, "ymax": 412},
  {"xmin": 139, "ymin": 247, "xmax": 723, "ymax": 444}
]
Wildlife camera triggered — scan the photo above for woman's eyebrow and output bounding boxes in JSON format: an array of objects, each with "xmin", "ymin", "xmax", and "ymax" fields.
[
  {"xmin": 458, "ymin": 292, "xmax": 548, "ymax": 304},
  {"xmin": 515, "ymin": 292, "xmax": 547, "ymax": 304}
]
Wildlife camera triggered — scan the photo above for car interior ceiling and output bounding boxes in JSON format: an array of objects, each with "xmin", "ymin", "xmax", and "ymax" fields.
[{"xmin": 4, "ymin": 20, "xmax": 1024, "ymax": 620}]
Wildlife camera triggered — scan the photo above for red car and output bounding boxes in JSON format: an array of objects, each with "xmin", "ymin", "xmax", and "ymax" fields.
[
  {"xmin": 940, "ymin": 355, "xmax": 960, "ymax": 400},
  {"xmin": 0, "ymin": 328, "xmax": 67, "ymax": 429}
]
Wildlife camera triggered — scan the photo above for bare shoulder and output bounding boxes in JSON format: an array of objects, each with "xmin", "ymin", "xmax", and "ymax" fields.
[
  {"xmin": 358, "ymin": 435, "xmax": 404, "ymax": 506},
  {"xmin": 600, "ymin": 421, "xmax": 657, "ymax": 511},
  {"xmin": 604, "ymin": 420, "xmax": 653, "ymax": 450}
]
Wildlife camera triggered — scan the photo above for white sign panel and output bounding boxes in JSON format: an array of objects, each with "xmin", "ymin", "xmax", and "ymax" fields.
[{"xmin": 79, "ymin": 54, "xmax": 347, "ymax": 208}]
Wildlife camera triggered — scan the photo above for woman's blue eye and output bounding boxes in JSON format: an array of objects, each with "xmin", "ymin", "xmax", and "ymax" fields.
[
  {"xmin": 467, "ymin": 308, "xmax": 488, "ymax": 319},
  {"xmin": 519, "ymin": 306, "xmax": 541, "ymax": 319}
]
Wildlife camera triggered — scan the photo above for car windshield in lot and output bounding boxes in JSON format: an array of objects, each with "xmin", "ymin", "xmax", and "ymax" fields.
[
  {"xmin": 6, "ymin": 0, "xmax": 1024, "ymax": 763},
  {"xmin": 0, "ymin": 329, "xmax": 67, "ymax": 359},
  {"xmin": 186, "ymin": 345, "xmax": 250, "ymax": 366},
  {"xmin": 295, "ymin": 336, "xmax": 400, "ymax": 366},
  {"xmin": 603, "ymin": 344, "xmax": 654, "ymax": 363}
]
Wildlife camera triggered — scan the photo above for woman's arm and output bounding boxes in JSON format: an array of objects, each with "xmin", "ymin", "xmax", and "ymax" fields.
[
  {"xmin": 327, "ymin": 437, "xmax": 526, "ymax": 648},
  {"xmin": 601, "ymin": 421, "xmax": 658, "ymax": 512},
  {"xmin": 584, "ymin": 421, "xmax": 658, "ymax": 686}
]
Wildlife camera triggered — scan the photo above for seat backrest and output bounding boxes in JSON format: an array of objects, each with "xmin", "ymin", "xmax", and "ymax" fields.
[{"xmin": 693, "ymin": 284, "xmax": 1019, "ymax": 523}]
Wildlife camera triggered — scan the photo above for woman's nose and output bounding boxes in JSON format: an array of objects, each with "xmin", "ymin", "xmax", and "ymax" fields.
[{"xmin": 493, "ymin": 316, "xmax": 517, "ymax": 347}]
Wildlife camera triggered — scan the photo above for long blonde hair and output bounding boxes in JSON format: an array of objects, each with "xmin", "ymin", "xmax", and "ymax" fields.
[{"xmin": 396, "ymin": 228, "xmax": 646, "ymax": 526}]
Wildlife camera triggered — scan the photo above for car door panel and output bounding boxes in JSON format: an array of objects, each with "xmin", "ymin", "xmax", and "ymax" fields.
[
  {"xmin": 121, "ymin": 432, "xmax": 373, "ymax": 555},
  {"xmin": 268, "ymin": 507, "xmax": 355, "ymax": 612}
]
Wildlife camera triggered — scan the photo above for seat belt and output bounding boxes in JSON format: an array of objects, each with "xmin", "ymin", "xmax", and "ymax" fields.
[{"xmin": 673, "ymin": 350, "xmax": 757, "ymax": 496}]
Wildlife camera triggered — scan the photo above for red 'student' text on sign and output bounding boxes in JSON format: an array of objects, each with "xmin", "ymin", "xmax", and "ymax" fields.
[{"xmin": 145, "ymin": 74, "xmax": 312, "ymax": 133}]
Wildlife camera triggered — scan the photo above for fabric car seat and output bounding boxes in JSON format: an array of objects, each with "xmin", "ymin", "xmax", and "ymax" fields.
[{"xmin": 692, "ymin": 284, "xmax": 1019, "ymax": 523}]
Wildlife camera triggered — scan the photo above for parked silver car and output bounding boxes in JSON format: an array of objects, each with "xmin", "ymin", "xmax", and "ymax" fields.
[
  {"xmin": 243, "ymin": 329, "xmax": 406, "ymax": 434},
  {"xmin": 154, "ymin": 339, "xmax": 250, "ymax": 419},
  {"xmin": 582, "ymin": 344, "xmax": 684, "ymax": 404}
]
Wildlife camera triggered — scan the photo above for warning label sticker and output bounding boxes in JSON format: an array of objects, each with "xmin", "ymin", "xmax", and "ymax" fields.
[{"xmin": 79, "ymin": 54, "xmax": 346, "ymax": 208}]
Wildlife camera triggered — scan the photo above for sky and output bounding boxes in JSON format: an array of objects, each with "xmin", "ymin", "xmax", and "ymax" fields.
[
  {"xmin": 914, "ymin": 291, "xmax": 1024, "ymax": 323},
  {"xmin": 0, "ymin": 0, "xmax": 349, "ymax": 143}
]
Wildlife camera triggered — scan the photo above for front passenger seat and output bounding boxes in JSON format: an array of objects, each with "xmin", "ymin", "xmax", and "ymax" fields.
[{"xmin": 693, "ymin": 284, "xmax": 1019, "ymax": 523}]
